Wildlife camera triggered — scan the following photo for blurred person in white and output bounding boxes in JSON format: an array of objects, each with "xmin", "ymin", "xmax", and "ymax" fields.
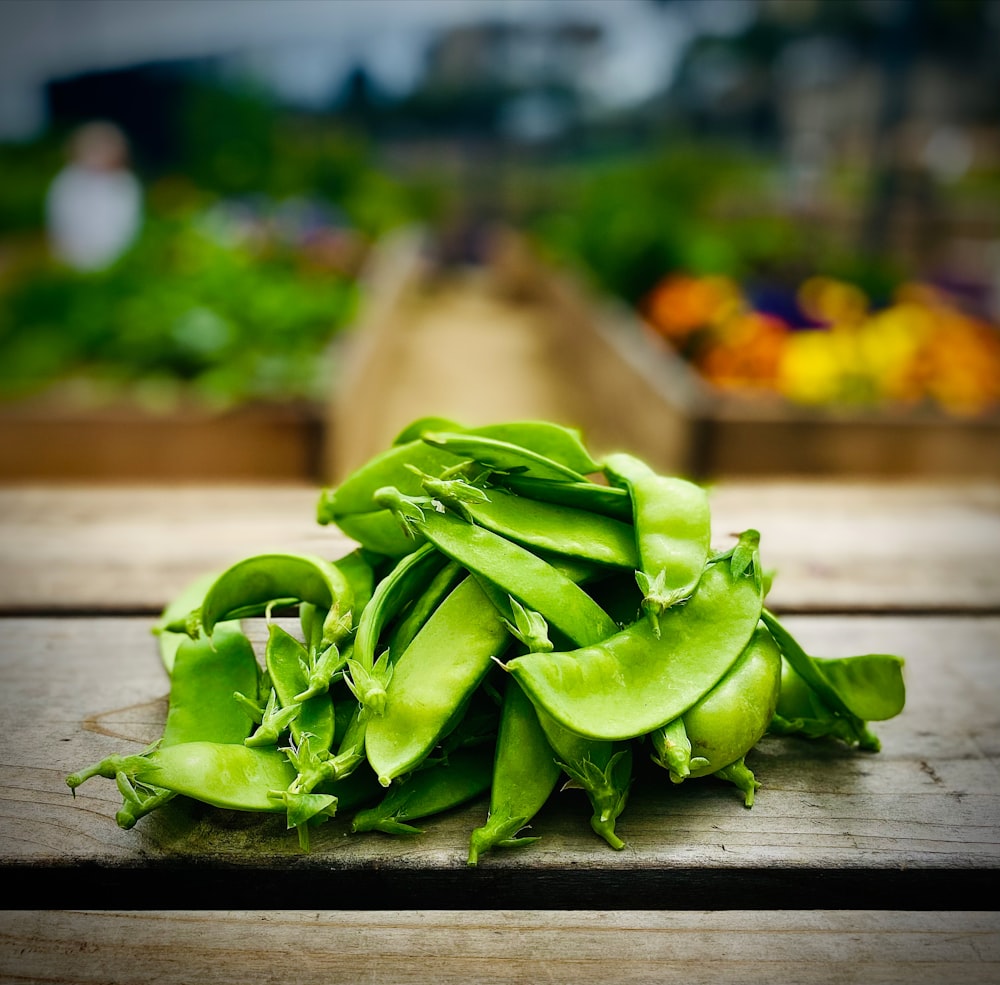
[{"xmin": 45, "ymin": 120, "xmax": 143, "ymax": 271}]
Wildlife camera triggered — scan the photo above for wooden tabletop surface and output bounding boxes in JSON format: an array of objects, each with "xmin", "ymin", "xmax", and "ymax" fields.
[{"xmin": 1, "ymin": 479, "xmax": 998, "ymax": 983}]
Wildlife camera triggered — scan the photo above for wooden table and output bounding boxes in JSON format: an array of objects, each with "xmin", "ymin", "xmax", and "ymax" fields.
[{"xmin": 1, "ymin": 479, "xmax": 998, "ymax": 983}]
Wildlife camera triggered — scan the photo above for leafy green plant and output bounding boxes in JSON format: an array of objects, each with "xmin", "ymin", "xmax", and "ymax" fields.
[{"xmin": 0, "ymin": 209, "xmax": 360, "ymax": 407}]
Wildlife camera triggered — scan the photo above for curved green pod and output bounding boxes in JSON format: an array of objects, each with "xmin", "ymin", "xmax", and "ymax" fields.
[
  {"xmin": 192, "ymin": 552, "xmax": 355, "ymax": 638},
  {"xmin": 263, "ymin": 623, "xmax": 336, "ymax": 751},
  {"xmin": 468, "ymin": 677, "xmax": 563, "ymax": 865},
  {"xmin": 423, "ymin": 483, "xmax": 638, "ymax": 571},
  {"xmin": 353, "ymin": 542, "xmax": 445, "ymax": 672},
  {"xmin": 364, "ymin": 575, "xmax": 511, "ymax": 787},
  {"xmin": 497, "ymin": 474, "xmax": 633, "ymax": 522},
  {"xmin": 505, "ymin": 539, "xmax": 765, "ymax": 741},
  {"xmin": 682, "ymin": 625, "xmax": 782, "ymax": 778},
  {"xmin": 603, "ymin": 452, "xmax": 711, "ymax": 634},
  {"xmin": 352, "ymin": 743, "xmax": 494, "ymax": 835},
  {"xmin": 377, "ymin": 488, "xmax": 618, "ymax": 649},
  {"xmin": 420, "ymin": 431, "xmax": 596, "ymax": 482},
  {"xmin": 163, "ymin": 629, "xmax": 260, "ymax": 747},
  {"xmin": 652, "ymin": 624, "xmax": 781, "ymax": 807},
  {"xmin": 319, "ymin": 419, "xmax": 600, "ymax": 522},
  {"xmin": 762, "ymin": 609, "xmax": 905, "ymax": 751},
  {"xmin": 153, "ymin": 568, "xmax": 240, "ymax": 675},
  {"xmin": 134, "ymin": 742, "xmax": 297, "ymax": 813}
]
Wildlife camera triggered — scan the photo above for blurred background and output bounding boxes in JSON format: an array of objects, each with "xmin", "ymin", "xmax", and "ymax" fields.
[{"xmin": 1, "ymin": 0, "xmax": 998, "ymax": 482}]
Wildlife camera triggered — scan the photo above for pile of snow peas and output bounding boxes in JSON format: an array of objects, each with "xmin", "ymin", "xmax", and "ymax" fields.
[{"xmin": 67, "ymin": 417, "xmax": 906, "ymax": 860}]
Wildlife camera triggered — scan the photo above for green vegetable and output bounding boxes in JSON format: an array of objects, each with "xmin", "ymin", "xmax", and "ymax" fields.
[
  {"xmin": 363, "ymin": 575, "xmax": 510, "ymax": 787},
  {"xmin": 504, "ymin": 532, "xmax": 764, "ymax": 740},
  {"xmin": 604, "ymin": 451, "xmax": 712, "ymax": 634},
  {"xmin": 467, "ymin": 677, "xmax": 563, "ymax": 865},
  {"xmin": 65, "ymin": 415, "xmax": 907, "ymax": 857}
]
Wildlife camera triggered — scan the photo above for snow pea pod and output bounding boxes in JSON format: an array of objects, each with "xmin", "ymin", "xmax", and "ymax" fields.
[
  {"xmin": 352, "ymin": 743, "xmax": 494, "ymax": 835},
  {"xmin": 467, "ymin": 677, "xmax": 562, "ymax": 865},
  {"xmin": 419, "ymin": 419, "xmax": 600, "ymax": 473},
  {"xmin": 653, "ymin": 624, "xmax": 782, "ymax": 806},
  {"xmin": 153, "ymin": 569, "xmax": 240, "ymax": 675},
  {"xmin": 318, "ymin": 421, "xmax": 600, "ymax": 557},
  {"xmin": 365, "ymin": 574, "xmax": 511, "ymax": 787},
  {"xmin": 421, "ymin": 431, "xmax": 597, "ymax": 482},
  {"xmin": 497, "ymin": 474, "xmax": 634, "ymax": 522},
  {"xmin": 505, "ymin": 533, "xmax": 764, "ymax": 740},
  {"xmin": 603, "ymin": 452, "xmax": 711, "ymax": 635},
  {"xmin": 391, "ymin": 416, "xmax": 464, "ymax": 445},
  {"xmin": 421, "ymin": 480, "xmax": 638, "ymax": 571},
  {"xmin": 386, "ymin": 558, "xmax": 464, "ymax": 658},
  {"xmin": 334, "ymin": 547, "xmax": 379, "ymax": 614},
  {"xmin": 66, "ymin": 626, "xmax": 262, "ymax": 828},
  {"xmin": 761, "ymin": 609, "xmax": 905, "ymax": 751},
  {"xmin": 354, "ymin": 542, "xmax": 445, "ymax": 673},
  {"xmin": 536, "ymin": 708, "xmax": 632, "ymax": 850},
  {"xmin": 376, "ymin": 487, "xmax": 618, "ymax": 648},
  {"xmin": 347, "ymin": 542, "xmax": 450, "ymax": 716},
  {"xmin": 187, "ymin": 552, "xmax": 355, "ymax": 639},
  {"xmin": 164, "ymin": 628, "xmax": 260, "ymax": 747},
  {"xmin": 261, "ymin": 622, "xmax": 335, "ymax": 750},
  {"xmin": 134, "ymin": 741, "xmax": 297, "ymax": 813}
]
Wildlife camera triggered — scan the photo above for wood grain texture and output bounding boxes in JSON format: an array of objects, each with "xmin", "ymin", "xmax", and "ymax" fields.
[
  {"xmin": 1, "ymin": 613, "xmax": 996, "ymax": 909},
  {"xmin": 1, "ymin": 481, "xmax": 997, "ymax": 613},
  {"xmin": 2, "ymin": 910, "xmax": 999, "ymax": 985}
]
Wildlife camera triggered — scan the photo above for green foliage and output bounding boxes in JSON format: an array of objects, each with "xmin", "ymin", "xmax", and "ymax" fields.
[
  {"xmin": 0, "ymin": 210, "xmax": 359, "ymax": 406},
  {"xmin": 523, "ymin": 142, "xmax": 772, "ymax": 304},
  {"xmin": 0, "ymin": 138, "xmax": 64, "ymax": 232},
  {"xmin": 521, "ymin": 141, "xmax": 908, "ymax": 306}
]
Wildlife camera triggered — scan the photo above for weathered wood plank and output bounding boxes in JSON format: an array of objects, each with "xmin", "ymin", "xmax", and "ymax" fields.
[
  {"xmin": 1, "ymin": 614, "xmax": 995, "ymax": 909},
  {"xmin": 2, "ymin": 910, "xmax": 998, "ymax": 985},
  {"xmin": 1, "ymin": 481, "xmax": 997, "ymax": 613}
]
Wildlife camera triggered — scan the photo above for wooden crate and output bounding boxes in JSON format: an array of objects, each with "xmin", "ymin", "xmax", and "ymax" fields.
[{"xmin": 0, "ymin": 392, "xmax": 325, "ymax": 482}]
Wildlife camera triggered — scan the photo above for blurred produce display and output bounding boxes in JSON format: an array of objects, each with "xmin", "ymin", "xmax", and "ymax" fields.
[
  {"xmin": 522, "ymin": 140, "xmax": 1000, "ymax": 421},
  {"xmin": 642, "ymin": 272, "xmax": 1000, "ymax": 418},
  {"xmin": 0, "ymin": 83, "xmax": 439, "ymax": 411},
  {"xmin": 0, "ymin": 206, "xmax": 361, "ymax": 408}
]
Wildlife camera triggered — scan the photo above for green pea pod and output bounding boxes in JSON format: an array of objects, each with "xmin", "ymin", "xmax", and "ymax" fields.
[
  {"xmin": 354, "ymin": 542, "xmax": 446, "ymax": 673},
  {"xmin": 377, "ymin": 488, "xmax": 618, "ymax": 649},
  {"xmin": 66, "ymin": 626, "xmax": 262, "ymax": 828},
  {"xmin": 420, "ymin": 431, "xmax": 596, "ymax": 482},
  {"xmin": 318, "ymin": 440, "xmax": 465, "ymax": 521},
  {"xmin": 364, "ymin": 575, "xmax": 511, "ymax": 787},
  {"xmin": 262, "ymin": 623, "xmax": 336, "ymax": 751},
  {"xmin": 153, "ymin": 569, "xmax": 240, "ymax": 675},
  {"xmin": 134, "ymin": 741, "xmax": 297, "ymax": 813},
  {"xmin": 498, "ymin": 474, "xmax": 634, "ymax": 522},
  {"xmin": 386, "ymin": 559, "xmax": 464, "ymax": 658},
  {"xmin": 467, "ymin": 677, "xmax": 562, "ymax": 866},
  {"xmin": 808, "ymin": 652, "xmax": 906, "ymax": 722},
  {"xmin": 762, "ymin": 609, "xmax": 905, "ymax": 752},
  {"xmin": 653, "ymin": 624, "xmax": 782, "ymax": 806},
  {"xmin": 423, "ymin": 481, "xmax": 638, "ymax": 571},
  {"xmin": 190, "ymin": 553, "xmax": 355, "ymax": 638},
  {"xmin": 320, "ymin": 419, "xmax": 597, "ymax": 519},
  {"xmin": 333, "ymin": 548, "xmax": 380, "ymax": 614},
  {"xmin": 448, "ymin": 420, "xmax": 602, "ymax": 475},
  {"xmin": 536, "ymin": 708, "xmax": 632, "ymax": 851},
  {"xmin": 603, "ymin": 452, "xmax": 712, "ymax": 635},
  {"xmin": 351, "ymin": 743, "xmax": 494, "ymax": 835},
  {"xmin": 505, "ymin": 536, "xmax": 765, "ymax": 740},
  {"xmin": 163, "ymin": 628, "xmax": 260, "ymax": 747}
]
